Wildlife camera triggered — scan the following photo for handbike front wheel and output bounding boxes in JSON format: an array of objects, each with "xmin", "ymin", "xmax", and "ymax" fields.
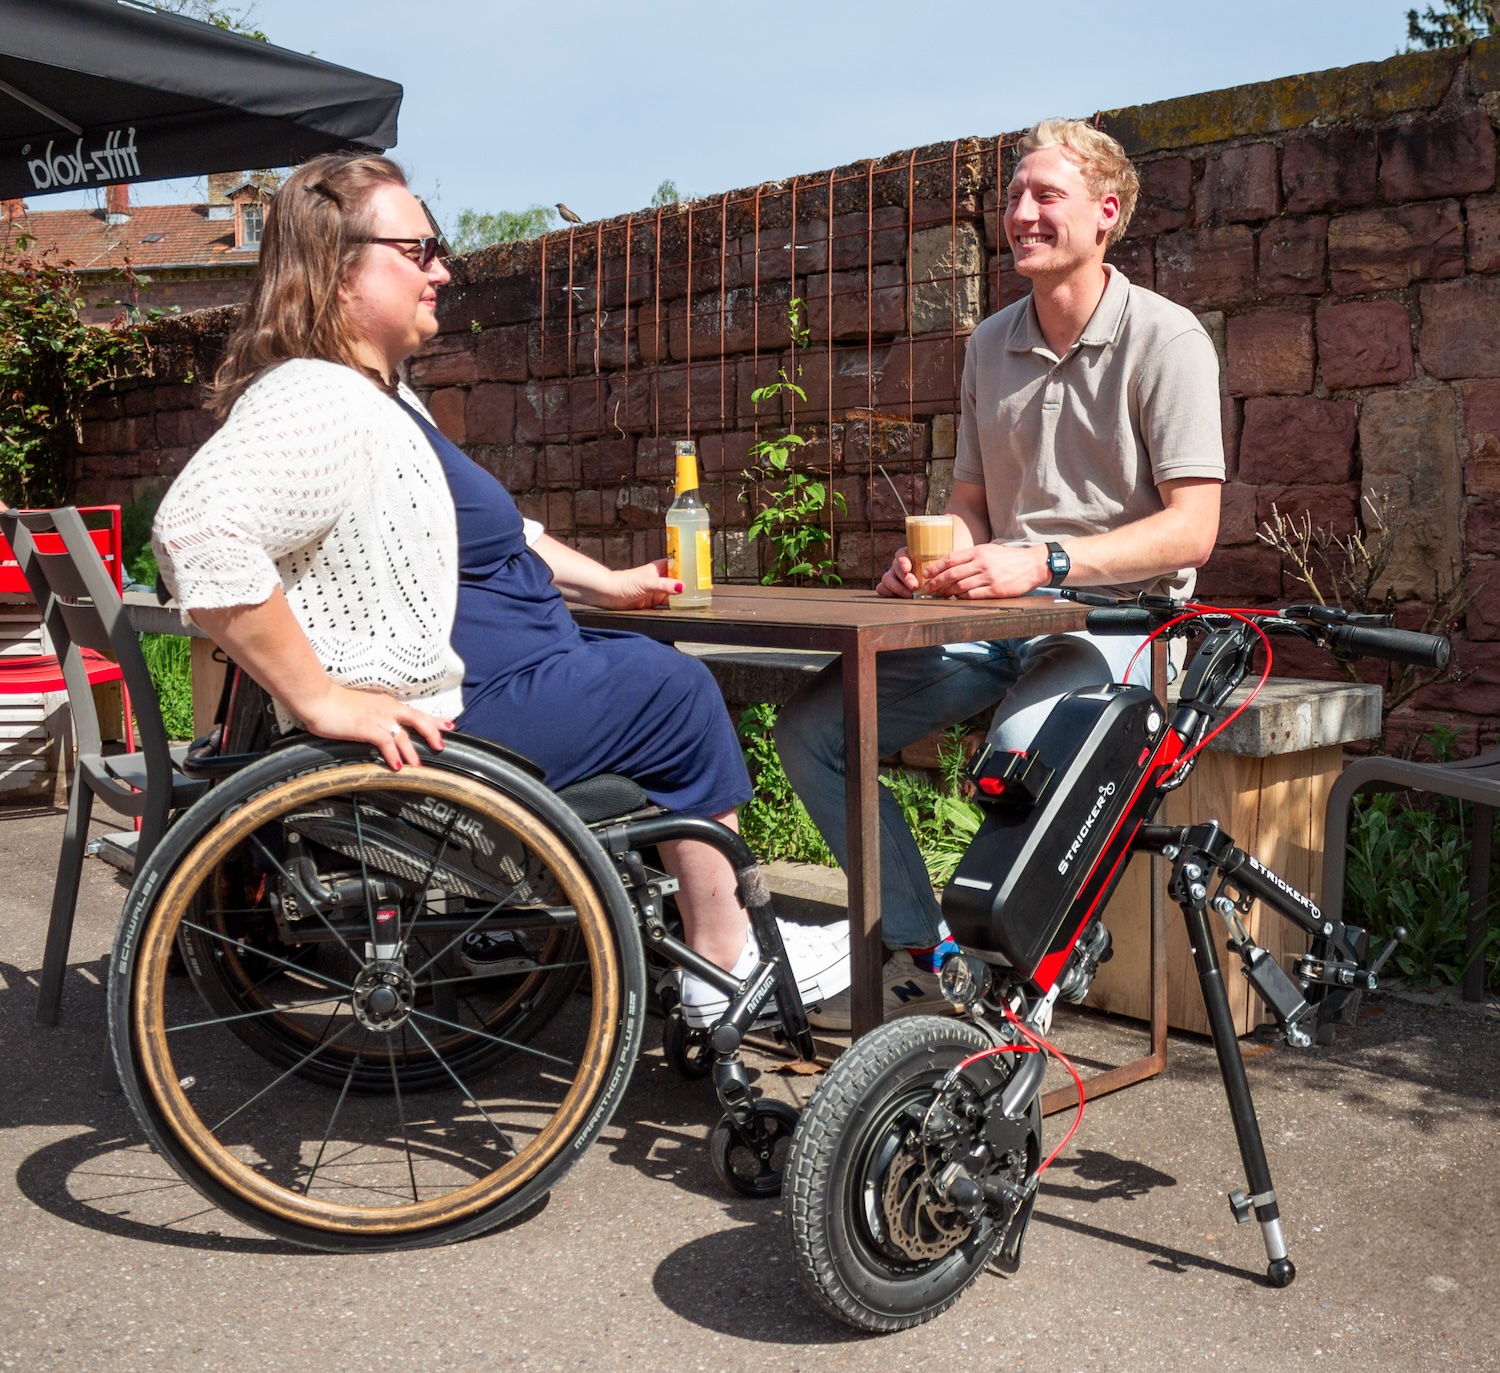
[
  {"xmin": 109, "ymin": 738, "xmax": 647, "ymax": 1252},
  {"xmin": 784, "ymin": 1017, "xmax": 1039, "ymax": 1332}
]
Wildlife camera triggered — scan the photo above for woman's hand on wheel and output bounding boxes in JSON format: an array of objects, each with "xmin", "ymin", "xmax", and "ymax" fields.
[{"xmin": 299, "ymin": 684, "xmax": 453, "ymax": 770}]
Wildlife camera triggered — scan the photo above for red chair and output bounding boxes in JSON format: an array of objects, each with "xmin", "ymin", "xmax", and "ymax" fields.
[{"xmin": 0, "ymin": 505, "xmax": 129, "ymax": 704}]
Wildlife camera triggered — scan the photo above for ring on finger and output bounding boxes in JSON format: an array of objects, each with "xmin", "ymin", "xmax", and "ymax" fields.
[{"xmin": 389, "ymin": 723, "xmax": 404, "ymax": 739}]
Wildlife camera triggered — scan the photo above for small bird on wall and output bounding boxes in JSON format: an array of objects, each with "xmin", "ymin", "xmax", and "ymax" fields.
[{"xmin": 556, "ymin": 203, "xmax": 583, "ymax": 224}]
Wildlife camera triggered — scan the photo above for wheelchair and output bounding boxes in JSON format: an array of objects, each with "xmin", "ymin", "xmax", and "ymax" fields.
[{"xmin": 107, "ymin": 670, "xmax": 819, "ymax": 1252}]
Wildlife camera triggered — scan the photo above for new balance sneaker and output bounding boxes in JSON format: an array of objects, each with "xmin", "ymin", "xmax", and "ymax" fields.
[
  {"xmin": 679, "ymin": 920, "xmax": 850, "ymax": 1029},
  {"xmin": 806, "ymin": 949, "xmax": 949, "ymax": 1031},
  {"xmin": 460, "ymin": 928, "xmax": 532, "ymax": 976}
]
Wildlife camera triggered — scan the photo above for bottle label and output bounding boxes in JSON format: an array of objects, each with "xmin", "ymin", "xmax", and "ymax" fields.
[
  {"xmin": 695, "ymin": 529, "xmax": 712, "ymax": 590},
  {"xmin": 665, "ymin": 526, "xmax": 681, "ymax": 580}
]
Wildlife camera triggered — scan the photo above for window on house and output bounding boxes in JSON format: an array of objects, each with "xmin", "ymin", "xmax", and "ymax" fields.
[{"xmin": 240, "ymin": 203, "xmax": 264, "ymax": 248}]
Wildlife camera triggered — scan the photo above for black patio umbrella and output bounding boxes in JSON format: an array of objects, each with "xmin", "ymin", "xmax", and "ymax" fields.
[{"xmin": 0, "ymin": 0, "xmax": 402, "ymax": 200}]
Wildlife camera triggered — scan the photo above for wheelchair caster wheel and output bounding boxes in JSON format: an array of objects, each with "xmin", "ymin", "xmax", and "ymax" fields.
[
  {"xmin": 662, "ymin": 1005, "xmax": 714, "ymax": 1080},
  {"xmin": 1266, "ymin": 1258, "xmax": 1296, "ymax": 1288},
  {"xmin": 709, "ymin": 1099, "xmax": 799, "ymax": 1198}
]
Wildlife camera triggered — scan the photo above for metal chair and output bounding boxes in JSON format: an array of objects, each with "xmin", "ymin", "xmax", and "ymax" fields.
[
  {"xmin": 0, "ymin": 506, "xmax": 210, "ymax": 1026},
  {"xmin": 1320, "ymin": 748, "xmax": 1500, "ymax": 1003}
]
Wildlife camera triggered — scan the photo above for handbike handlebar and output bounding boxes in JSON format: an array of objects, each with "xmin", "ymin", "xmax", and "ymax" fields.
[{"xmin": 1325, "ymin": 622, "xmax": 1450, "ymax": 670}]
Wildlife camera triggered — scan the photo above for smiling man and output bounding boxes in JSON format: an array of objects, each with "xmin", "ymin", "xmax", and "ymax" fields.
[{"xmin": 777, "ymin": 117, "xmax": 1225, "ymax": 1026}]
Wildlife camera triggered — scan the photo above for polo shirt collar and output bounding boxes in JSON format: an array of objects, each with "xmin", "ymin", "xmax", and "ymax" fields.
[{"xmin": 1006, "ymin": 265, "xmax": 1130, "ymax": 355}]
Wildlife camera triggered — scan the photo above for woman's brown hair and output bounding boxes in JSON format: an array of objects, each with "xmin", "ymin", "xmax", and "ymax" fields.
[{"xmin": 209, "ymin": 152, "xmax": 409, "ymax": 417}]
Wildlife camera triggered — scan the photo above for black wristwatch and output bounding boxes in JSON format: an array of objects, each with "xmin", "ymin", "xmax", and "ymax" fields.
[{"xmin": 1044, "ymin": 541, "xmax": 1070, "ymax": 589}]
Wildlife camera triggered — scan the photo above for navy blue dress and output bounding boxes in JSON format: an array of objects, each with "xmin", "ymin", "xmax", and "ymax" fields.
[{"xmin": 401, "ymin": 403, "xmax": 751, "ymax": 819}]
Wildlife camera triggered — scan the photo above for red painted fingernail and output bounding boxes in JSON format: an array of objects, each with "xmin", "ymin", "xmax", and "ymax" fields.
[{"xmin": 674, "ymin": 583, "xmax": 684, "ymax": 594}]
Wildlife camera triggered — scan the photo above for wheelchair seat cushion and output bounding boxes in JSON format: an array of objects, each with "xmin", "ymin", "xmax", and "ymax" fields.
[{"xmin": 556, "ymin": 773, "xmax": 651, "ymax": 824}]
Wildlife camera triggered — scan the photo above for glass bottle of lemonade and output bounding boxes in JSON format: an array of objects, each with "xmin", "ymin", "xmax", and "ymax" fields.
[{"xmin": 665, "ymin": 440, "xmax": 712, "ymax": 609}]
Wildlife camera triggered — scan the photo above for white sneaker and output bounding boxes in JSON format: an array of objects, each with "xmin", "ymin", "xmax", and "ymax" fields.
[
  {"xmin": 806, "ymin": 949, "xmax": 949, "ymax": 1031},
  {"xmin": 679, "ymin": 920, "xmax": 851, "ymax": 1028}
]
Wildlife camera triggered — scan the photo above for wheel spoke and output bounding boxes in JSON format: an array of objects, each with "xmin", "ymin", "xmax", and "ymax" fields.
[
  {"xmin": 406, "ymin": 1004, "xmax": 576, "ymax": 1069},
  {"xmin": 421, "ymin": 960, "xmax": 589, "ymax": 989},
  {"xmin": 405, "ymin": 886, "xmax": 539, "ymax": 981},
  {"xmin": 302, "ymin": 1031, "xmax": 366, "ymax": 1196},
  {"xmin": 351, "ymin": 800, "xmax": 385, "ymax": 954},
  {"xmin": 248, "ymin": 831, "xmax": 362, "ymax": 967},
  {"xmin": 403, "ymin": 1016, "xmax": 518, "ymax": 1157},
  {"xmin": 178, "ymin": 918, "xmax": 360, "ymax": 994},
  {"xmin": 387, "ymin": 1034, "xmax": 420, "ymax": 1203},
  {"xmin": 166, "ymin": 994, "xmax": 345, "ymax": 1034},
  {"xmin": 209, "ymin": 1013, "xmax": 357, "ymax": 1133}
]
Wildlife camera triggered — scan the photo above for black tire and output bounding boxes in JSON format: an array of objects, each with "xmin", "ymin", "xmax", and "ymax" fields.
[
  {"xmin": 783, "ymin": 1016, "xmax": 1040, "ymax": 1333},
  {"xmin": 710, "ymin": 1099, "xmax": 800, "ymax": 1198},
  {"xmin": 109, "ymin": 737, "xmax": 647, "ymax": 1252},
  {"xmin": 661, "ymin": 1004, "xmax": 715, "ymax": 1080}
]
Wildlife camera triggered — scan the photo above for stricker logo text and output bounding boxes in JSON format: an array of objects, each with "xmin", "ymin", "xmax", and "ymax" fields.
[
  {"xmin": 1057, "ymin": 781, "xmax": 1116, "ymax": 876},
  {"xmin": 23, "ymin": 127, "xmax": 141, "ymax": 190}
]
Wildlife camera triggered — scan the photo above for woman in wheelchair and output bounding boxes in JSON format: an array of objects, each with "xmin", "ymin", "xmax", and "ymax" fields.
[{"xmin": 111, "ymin": 152, "xmax": 848, "ymax": 1249}]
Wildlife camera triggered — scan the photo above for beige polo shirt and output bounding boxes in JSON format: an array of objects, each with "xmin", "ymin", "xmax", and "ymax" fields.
[{"xmin": 954, "ymin": 267, "xmax": 1224, "ymax": 599}]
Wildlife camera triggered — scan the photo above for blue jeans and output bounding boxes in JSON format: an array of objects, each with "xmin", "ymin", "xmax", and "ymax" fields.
[{"xmin": 775, "ymin": 630, "xmax": 1152, "ymax": 950}]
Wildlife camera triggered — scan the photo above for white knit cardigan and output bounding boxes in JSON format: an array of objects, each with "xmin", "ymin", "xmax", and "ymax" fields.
[{"xmin": 153, "ymin": 358, "xmax": 538, "ymax": 726}]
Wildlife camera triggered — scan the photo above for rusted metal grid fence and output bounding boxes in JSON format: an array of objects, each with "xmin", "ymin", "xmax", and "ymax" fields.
[{"xmin": 423, "ymin": 137, "xmax": 1033, "ymax": 587}]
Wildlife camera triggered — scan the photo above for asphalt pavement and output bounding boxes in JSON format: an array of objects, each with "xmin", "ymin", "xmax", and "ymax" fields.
[{"xmin": 1, "ymin": 802, "xmax": 1496, "ymax": 1372}]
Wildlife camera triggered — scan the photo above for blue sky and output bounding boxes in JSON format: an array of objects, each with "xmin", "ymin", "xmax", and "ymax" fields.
[{"xmin": 48, "ymin": 1, "xmax": 1430, "ymax": 228}]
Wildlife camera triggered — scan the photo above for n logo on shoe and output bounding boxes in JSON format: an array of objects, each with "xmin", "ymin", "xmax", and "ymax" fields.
[{"xmin": 889, "ymin": 980, "xmax": 925, "ymax": 1004}]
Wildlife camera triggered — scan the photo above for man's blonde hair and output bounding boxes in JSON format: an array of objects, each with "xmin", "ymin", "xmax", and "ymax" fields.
[{"xmin": 1015, "ymin": 118, "xmax": 1140, "ymax": 245}]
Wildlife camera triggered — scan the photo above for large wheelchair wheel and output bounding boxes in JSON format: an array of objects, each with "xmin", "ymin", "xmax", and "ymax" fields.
[{"xmin": 109, "ymin": 737, "xmax": 647, "ymax": 1252}]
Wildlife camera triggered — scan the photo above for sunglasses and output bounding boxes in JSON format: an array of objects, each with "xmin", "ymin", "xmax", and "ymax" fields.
[{"xmin": 363, "ymin": 236, "xmax": 445, "ymax": 269}]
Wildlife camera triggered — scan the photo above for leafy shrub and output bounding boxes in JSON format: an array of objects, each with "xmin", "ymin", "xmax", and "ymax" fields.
[
  {"xmin": 139, "ymin": 631, "xmax": 194, "ymax": 741},
  {"xmin": 1344, "ymin": 790, "xmax": 1499, "ymax": 992},
  {"xmin": 737, "ymin": 703, "xmax": 835, "ymax": 866}
]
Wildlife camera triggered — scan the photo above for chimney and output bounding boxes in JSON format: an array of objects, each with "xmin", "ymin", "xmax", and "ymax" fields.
[
  {"xmin": 1, "ymin": 198, "xmax": 24, "ymax": 222},
  {"xmin": 105, "ymin": 183, "xmax": 131, "ymax": 224},
  {"xmin": 206, "ymin": 171, "xmax": 242, "ymax": 204}
]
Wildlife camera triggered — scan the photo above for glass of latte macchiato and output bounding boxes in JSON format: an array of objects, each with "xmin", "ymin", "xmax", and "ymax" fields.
[{"xmin": 905, "ymin": 515, "xmax": 954, "ymax": 597}]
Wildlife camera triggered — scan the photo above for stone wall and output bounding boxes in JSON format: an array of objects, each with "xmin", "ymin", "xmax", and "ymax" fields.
[{"xmin": 74, "ymin": 39, "xmax": 1500, "ymax": 747}]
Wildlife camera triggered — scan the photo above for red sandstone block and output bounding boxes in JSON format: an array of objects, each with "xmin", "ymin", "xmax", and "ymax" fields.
[
  {"xmin": 474, "ymin": 444, "xmax": 535, "ymax": 492},
  {"xmin": 153, "ymin": 410, "xmax": 182, "ymax": 448},
  {"xmin": 542, "ymin": 445, "xmax": 580, "ymax": 485},
  {"xmin": 1328, "ymin": 201, "xmax": 1464, "ymax": 294},
  {"xmin": 123, "ymin": 387, "xmax": 155, "ymax": 418},
  {"xmin": 578, "ymin": 438, "xmax": 634, "ymax": 486},
  {"xmin": 1238, "ymin": 396, "xmax": 1357, "ymax": 483},
  {"xmin": 181, "ymin": 410, "xmax": 219, "ymax": 446},
  {"xmin": 1468, "ymin": 193, "xmax": 1500, "ymax": 274},
  {"xmin": 466, "ymin": 383, "xmax": 515, "ymax": 445},
  {"xmin": 871, "ymin": 469, "xmax": 926, "ymax": 523},
  {"xmin": 410, "ymin": 341, "xmax": 478, "ymax": 388},
  {"xmin": 427, "ymin": 387, "xmax": 467, "ymax": 445},
  {"xmin": 1222, "ymin": 396, "xmax": 1242, "ymax": 478},
  {"xmin": 870, "ymin": 333, "xmax": 969, "ymax": 417},
  {"xmin": 1226, "ymin": 310, "xmax": 1315, "ymax": 397},
  {"xmin": 1105, "ymin": 237, "xmax": 1155, "ymax": 290},
  {"xmin": 1465, "ymin": 562, "xmax": 1500, "ymax": 641},
  {"xmin": 1314, "ymin": 300, "xmax": 1413, "ymax": 390},
  {"xmin": 1125, "ymin": 157, "xmax": 1192, "ymax": 238},
  {"xmin": 1154, "ymin": 226, "xmax": 1255, "ymax": 308},
  {"xmin": 574, "ymin": 536, "xmax": 605, "ymax": 562},
  {"xmin": 545, "ymin": 490, "xmax": 575, "ymax": 533},
  {"xmin": 514, "ymin": 493, "xmax": 546, "ymax": 524},
  {"xmin": 1281, "ymin": 127, "xmax": 1378, "ymax": 214},
  {"xmin": 609, "ymin": 364, "xmax": 735, "ymax": 435},
  {"xmin": 1258, "ymin": 217, "xmax": 1326, "ymax": 296},
  {"xmin": 1217, "ymin": 481, "xmax": 1257, "ymax": 545},
  {"xmin": 698, "ymin": 430, "xmax": 755, "ymax": 478},
  {"xmin": 989, "ymin": 256, "xmax": 1032, "ymax": 310},
  {"xmin": 1198, "ymin": 143, "xmax": 1281, "ymax": 225},
  {"xmin": 602, "ymin": 534, "xmax": 632, "ymax": 567},
  {"xmin": 1255, "ymin": 484, "xmax": 1360, "ymax": 535},
  {"xmin": 831, "ymin": 206, "xmax": 908, "ymax": 271},
  {"xmin": 636, "ymin": 436, "xmax": 675, "ymax": 480},
  {"xmin": 806, "ymin": 264, "xmax": 906, "ymax": 341},
  {"xmin": 1463, "ymin": 379, "xmax": 1500, "ymax": 496},
  {"xmin": 574, "ymin": 488, "xmax": 617, "ymax": 528},
  {"xmin": 910, "ymin": 198, "xmax": 980, "ymax": 230},
  {"xmin": 1194, "ymin": 545, "xmax": 1283, "ymax": 600},
  {"xmin": 1380, "ymin": 111, "xmax": 1497, "ymax": 202},
  {"xmin": 1420, "ymin": 276, "xmax": 1500, "ymax": 378},
  {"xmin": 473, "ymin": 324, "xmax": 528, "ymax": 383},
  {"xmin": 1418, "ymin": 640, "xmax": 1500, "ymax": 715},
  {"xmin": 527, "ymin": 326, "xmax": 574, "ymax": 379},
  {"xmin": 82, "ymin": 393, "xmax": 123, "ymax": 422}
]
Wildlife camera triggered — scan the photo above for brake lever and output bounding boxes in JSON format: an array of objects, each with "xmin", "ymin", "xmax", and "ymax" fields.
[{"xmin": 1366, "ymin": 926, "xmax": 1406, "ymax": 983}]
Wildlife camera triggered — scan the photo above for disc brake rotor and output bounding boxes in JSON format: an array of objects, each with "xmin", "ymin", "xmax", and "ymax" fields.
[{"xmin": 880, "ymin": 1140, "xmax": 973, "ymax": 1262}]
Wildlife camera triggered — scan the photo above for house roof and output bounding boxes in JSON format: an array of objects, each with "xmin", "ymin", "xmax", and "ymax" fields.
[{"xmin": 0, "ymin": 202, "xmax": 259, "ymax": 272}]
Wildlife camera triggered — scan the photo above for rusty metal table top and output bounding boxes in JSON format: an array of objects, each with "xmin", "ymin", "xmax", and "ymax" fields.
[{"xmin": 571, "ymin": 585, "xmax": 1089, "ymax": 1036}]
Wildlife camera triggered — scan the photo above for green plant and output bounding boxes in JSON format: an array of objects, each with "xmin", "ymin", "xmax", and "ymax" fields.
[
  {"xmin": 140, "ymin": 632, "xmax": 195, "ymax": 741},
  {"xmin": 736, "ymin": 703, "xmax": 835, "ymax": 866},
  {"xmin": 0, "ymin": 236, "xmax": 150, "ymax": 504},
  {"xmin": 450, "ymin": 206, "xmax": 558, "ymax": 254},
  {"xmin": 1404, "ymin": 0, "xmax": 1493, "ymax": 49},
  {"xmin": 879, "ymin": 727, "xmax": 984, "ymax": 888},
  {"xmin": 742, "ymin": 298, "xmax": 846, "ymax": 586}
]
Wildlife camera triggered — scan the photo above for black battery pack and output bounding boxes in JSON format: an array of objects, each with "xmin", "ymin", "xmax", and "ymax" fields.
[{"xmin": 942, "ymin": 683, "xmax": 1170, "ymax": 988}]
